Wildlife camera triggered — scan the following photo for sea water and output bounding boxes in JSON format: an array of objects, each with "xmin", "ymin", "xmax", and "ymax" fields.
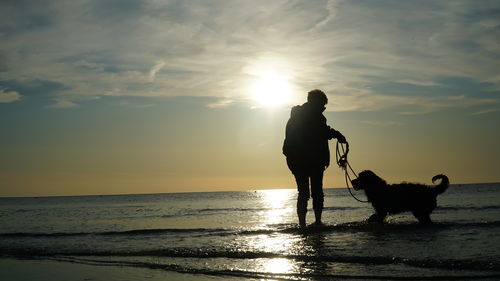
[{"xmin": 1, "ymin": 183, "xmax": 499, "ymax": 280}]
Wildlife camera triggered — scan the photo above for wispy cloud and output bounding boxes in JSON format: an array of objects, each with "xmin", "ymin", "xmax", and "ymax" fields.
[
  {"xmin": 472, "ymin": 108, "xmax": 500, "ymax": 115},
  {"xmin": 206, "ymin": 98, "xmax": 235, "ymax": 109},
  {"xmin": 113, "ymin": 100, "xmax": 155, "ymax": 109},
  {"xmin": 149, "ymin": 60, "xmax": 165, "ymax": 82},
  {"xmin": 361, "ymin": 120, "xmax": 404, "ymax": 127},
  {"xmin": 331, "ymin": 91, "xmax": 500, "ymax": 114},
  {"xmin": 47, "ymin": 99, "xmax": 78, "ymax": 109},
  {"xmin": 0, "ymin": 89, "xmax": 21, "ymax": 103},
  {"xmin": 312, "ymin": 0, "xmax": 344, "ymax": 30}
]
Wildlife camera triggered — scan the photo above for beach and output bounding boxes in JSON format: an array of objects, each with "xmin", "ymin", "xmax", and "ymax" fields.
[{"xmin": 0, "ymin": 258, "xmax": 198, "ymax": 281}]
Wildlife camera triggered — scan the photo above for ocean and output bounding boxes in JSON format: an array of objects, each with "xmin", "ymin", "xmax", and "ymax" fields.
[{"xmin": 1, "ymin": 183, "xmax": 500, "ymax": 280}]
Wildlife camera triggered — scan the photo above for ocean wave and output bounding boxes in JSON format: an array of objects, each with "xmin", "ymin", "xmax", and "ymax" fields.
[
  {"xmin": 41, "ymin": 256, "xmax": 500, "ymax": 280},
  {"xmin": 4, "ymin": 249, "xmax": 500, "ymax": 273},
  {"xmin": 194, "ymin": 206, "xmax": 363, "ymax": 213},
  {"xmin": 323, "ymin": 206, "xmax": 362, "ymax": 211},
  {"xmin": 197, "ymin": 207, "xmax": 277, "ymax": 213},
  {"xmin": 243, "ymin": 220, "xmax": 500, "ymax": 235},
  {"xmin": 225, "ymin": 203, "xmax": 500, "ymax": 213},
  {"xmin": 436, "ymin": 205, "xmax": 500, "ymax": 211},
  {"xmin": 2, "ymin": 221, "xmax": 500, "ymax": 238},
  {"xmin": 0, "ymin": 227, "xmax": 232, "ymax": 238}
]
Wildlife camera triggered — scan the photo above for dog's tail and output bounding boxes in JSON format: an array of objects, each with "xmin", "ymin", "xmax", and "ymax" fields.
[{"xmin": 432, "ymin": 174, "xmax": 449, "ymax": 195}]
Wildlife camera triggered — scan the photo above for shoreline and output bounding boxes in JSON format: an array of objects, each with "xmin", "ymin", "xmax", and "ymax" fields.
[{"xmin": 0, "ymin": 257, "xmax": 225, "ymax": 281}]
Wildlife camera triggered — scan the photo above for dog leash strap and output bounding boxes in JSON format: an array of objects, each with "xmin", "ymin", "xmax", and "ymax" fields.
[
  {"xmin": 344, "ymin": 165, "xmax": 368, "ymax": 203},
  {"xmin": 336, "ymin": 141, "xmax": 369, "ymax": 203}
]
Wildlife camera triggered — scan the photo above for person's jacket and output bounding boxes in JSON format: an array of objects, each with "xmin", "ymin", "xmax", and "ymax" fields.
[{"xmin": 283, "ymin": 102, "xmax": 340, "ymax": 169}]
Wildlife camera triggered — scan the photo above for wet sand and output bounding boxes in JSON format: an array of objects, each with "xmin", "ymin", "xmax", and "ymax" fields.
[{"xmin": 0, "ymin": 258, "xmax": 226, "ymax": 281}]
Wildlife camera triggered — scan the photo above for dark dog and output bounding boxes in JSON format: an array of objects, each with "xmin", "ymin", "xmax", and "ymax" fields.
[{"xmin": 351, "ymin": 170, "xmax": 449, "ymax": 224}]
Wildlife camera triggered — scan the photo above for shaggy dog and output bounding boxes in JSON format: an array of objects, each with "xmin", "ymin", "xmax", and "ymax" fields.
[{"xmin": 351, "ymin": 170, "xmax": 449, "ymax": 224}]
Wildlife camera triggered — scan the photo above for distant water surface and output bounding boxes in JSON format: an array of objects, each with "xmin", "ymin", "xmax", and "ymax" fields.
[{"xmin": 1, "ymin": 183, "xmax": 500, "ymax": 280}]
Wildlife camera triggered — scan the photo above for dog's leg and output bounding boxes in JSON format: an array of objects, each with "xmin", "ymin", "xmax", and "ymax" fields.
[
  {"xmin": 367, "ymin": 213, "xmax": 385, "ymax": 223},
  {"xmin": 413, "ymin": 211, "xmax": 432, "ymax": 224}
]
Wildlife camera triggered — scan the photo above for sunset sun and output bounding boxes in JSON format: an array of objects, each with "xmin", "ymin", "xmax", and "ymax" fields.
[
  {"xmin": 244, "ymin": 57, "xmax": 298, "ymax": 108},
  {"xmin": 250, "ymin": 71, "xmax": 293, "ymax": 107}
]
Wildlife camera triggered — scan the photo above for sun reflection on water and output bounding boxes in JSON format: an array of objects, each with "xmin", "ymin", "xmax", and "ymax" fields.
[
  {"xmin": 245, "ymin": 234, "xmax": 305, "ymax": 275},
  {"xmin": 262, "ymin": 258, "xmax": 296, "ymax": 274},
  {"xmin": 242, "ymin": 189, "xmax": 308, "ymax": 276},
  {"xmin": 257, "ymin": 189, "xmax": 295, "ymax": 226},
  {"xmin": 248, "ymin": 234, "xmax": 299, "ymax": 253}
]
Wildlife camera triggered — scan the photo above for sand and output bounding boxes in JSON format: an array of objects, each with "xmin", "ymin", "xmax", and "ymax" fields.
[{"xmin": 0, "ymin": 258, "xmax": 226, "ymax": 281}]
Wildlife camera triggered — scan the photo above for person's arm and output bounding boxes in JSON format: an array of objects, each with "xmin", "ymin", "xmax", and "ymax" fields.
[{"xmin": 328, "ymin": 127, "xmax": 347, "ymax": 143}]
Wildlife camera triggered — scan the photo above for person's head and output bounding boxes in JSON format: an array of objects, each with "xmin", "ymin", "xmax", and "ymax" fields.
[{"xmin": 307, "ymin": 89, "xmax": 328, "ymax": 110}]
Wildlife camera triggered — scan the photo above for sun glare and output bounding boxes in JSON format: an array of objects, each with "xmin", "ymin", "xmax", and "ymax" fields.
[
  {"xmin": 263, "ymin": 258, "xmax": 295, "ymax": 274},
  {"xmin": 244, "ymin": 57, "xmax": 299, "ymax": 108},
  {"xmin": 250, "ymin": 72, "xmax": 293, "ymax": 107},
  {"xmin": 258, "ymin": 189, "xmax": 294, "ymax": 225}
]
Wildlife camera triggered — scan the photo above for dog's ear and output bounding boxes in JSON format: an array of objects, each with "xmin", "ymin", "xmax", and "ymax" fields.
[
  {"xmin": 365, "ymin": 170, "xmax": 377, "ymax": 178},
  {"xmin": 366, "ymin": 170, "xmax": 387, "ymax": 187},
  {"xmin": 374, "ymin": 177, "xmax": 387, "ymax": 187},
  {"xmin": 359, "ymin": 170, "xmax": 371, "ymax": 178}
]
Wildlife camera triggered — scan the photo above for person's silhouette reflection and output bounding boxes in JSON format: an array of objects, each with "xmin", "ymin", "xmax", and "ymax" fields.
[{"xmin": 283, "ymin": 89, "xmax": 346, "ymax": 227}]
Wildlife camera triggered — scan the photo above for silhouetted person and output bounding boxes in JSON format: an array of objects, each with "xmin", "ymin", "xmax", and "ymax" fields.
[{"xmin": 283, "ymin": 89, "xmax": 346, "ymax": 228}]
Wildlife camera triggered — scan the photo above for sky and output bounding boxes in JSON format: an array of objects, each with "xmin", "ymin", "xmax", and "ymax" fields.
[{"xmin": 1, "ymin": 0, "xmax": 499, "ymax": 197}]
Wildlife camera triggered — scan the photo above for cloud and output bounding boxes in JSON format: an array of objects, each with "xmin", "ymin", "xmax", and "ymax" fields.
[
  {"xmin": 313, "ymin": 0, "xmax": 344, "ymax": 30},
  {"xmin": 47, "ymin": 99, "xmax": 78, "ymax": 109},
  {"xmin": 329, "ymin": 87, "xmax": 500, "ymax": 114},
  {"xmin": 0, "ymin": 0, "xmax": 499, "ymax": 112},
  {"xmin": 113, "ymin": 100, "xmax": 154, "ymax": 108},
  {"xmin": 0, "ymin": 89, "xmax": 22, "ymax": 103},
  {"xmin": 394, "ymin": 80, "xmax": 442, "ymax": 87},
  {"xmin": 206, "ymin": 98, "xmax": 235, "ymax": 108},
  {"xmin": 149, "ymin": 60, "xmax": 165, "ymax": 82},
  {"xmin": 472, "ymin": 108, "xmax": 500, "ymax": 115},
  {"xmin": 361, "ymin": 120, "xmax": 404, "ymax": 127}
]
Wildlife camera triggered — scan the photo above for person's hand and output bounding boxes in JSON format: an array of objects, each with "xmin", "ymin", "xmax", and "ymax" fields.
[{"xmin": 337, "ymin": 133, "xmax": 347, "ymax": 144}]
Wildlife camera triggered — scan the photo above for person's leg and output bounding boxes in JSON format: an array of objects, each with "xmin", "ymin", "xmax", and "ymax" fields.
[
  {"xmin": 294, "ymin": 172, "xmax": 310, "ymax": 228},
  {"xmin": 310, "ymin": 169, "xmax": 325, "ymax": 225}
]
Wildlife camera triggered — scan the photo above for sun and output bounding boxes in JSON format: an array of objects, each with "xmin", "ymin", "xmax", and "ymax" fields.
[
  {"xmin": 244, "ymin": 57, "xmax": 298, "ymax": 108},
  {"xmin": 250, "ymin": 71, "xmax": 293, "ymax": 107}
]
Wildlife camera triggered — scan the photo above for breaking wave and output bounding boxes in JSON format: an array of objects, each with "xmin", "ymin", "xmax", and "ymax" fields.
[{"xmin": 2, "ymin": 220, "xmax": 499, "ymax": 238}]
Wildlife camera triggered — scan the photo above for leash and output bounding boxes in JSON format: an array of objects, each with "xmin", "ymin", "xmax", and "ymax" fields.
[{"xmin": 335, "ymin": 141, "xmax": 369, "ymax": 203}]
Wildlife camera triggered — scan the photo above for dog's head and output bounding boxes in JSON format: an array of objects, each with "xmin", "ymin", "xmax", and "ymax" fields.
[{"xmin": 351, "ymin": 170, "xmax": 387, "ymax": 190}]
